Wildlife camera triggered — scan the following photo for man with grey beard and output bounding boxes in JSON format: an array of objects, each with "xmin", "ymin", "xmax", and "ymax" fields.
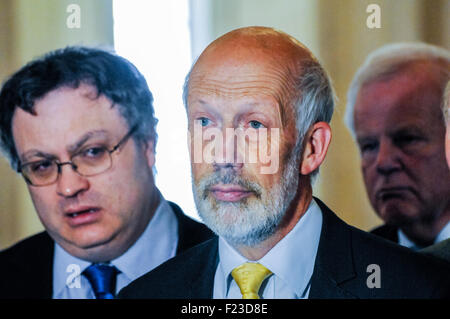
[{"xmin": 119, "ymin": 27, "xmax": 450, "ymax": 299}]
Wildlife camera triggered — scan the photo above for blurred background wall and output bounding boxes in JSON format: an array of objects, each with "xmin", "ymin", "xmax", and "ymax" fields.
[{"xmin": 0, "ymin": 0, "xmax": 448, "ymax": 250}]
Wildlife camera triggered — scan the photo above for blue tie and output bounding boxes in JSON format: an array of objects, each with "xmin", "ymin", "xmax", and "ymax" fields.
[{"xmin": 83, "ymin": 263, "xmax": 118, "ymax": 299}]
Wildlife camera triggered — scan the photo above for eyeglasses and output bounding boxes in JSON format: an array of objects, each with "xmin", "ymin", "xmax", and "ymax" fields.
[{"xmin": 18, "ymin": 125, "xmax": 138, "ymax": 187}]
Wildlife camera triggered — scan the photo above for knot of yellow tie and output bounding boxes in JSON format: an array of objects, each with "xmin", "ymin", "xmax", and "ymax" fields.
[{"xmin": 231, "ymin": 262, "xmax": 272, "ymax": 299}]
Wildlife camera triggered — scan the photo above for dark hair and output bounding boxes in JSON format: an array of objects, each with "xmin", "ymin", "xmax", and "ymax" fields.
[{"xmin": 0, "ymin": 46, "xmax": 157, "ymax": 170}]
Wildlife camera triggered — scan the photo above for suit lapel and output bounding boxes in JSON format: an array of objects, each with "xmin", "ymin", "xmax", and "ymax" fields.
[
  {"xmin": 187, "ymin": 238, "xmax": 219, "ymax": 298},
  {"xmin": 309, "ymin": 267, "xmax": 357, "ymax": 298},
  {"xmin": 371, "ymin": 224, "xmax": 399, "ymax": 243},
  {"xmin": 309, "ymin": 198, "xmax": 357, "ymax": 299},
  {"xmin": 170, "ymin": 201, "xmax": 193, "ymax": 253},
  {"xmin": 169, "ymin": 201, "xmax": 213, "ymax": 254},
  {"xmin": 33, "ymin": 232, "xmax": 54, "ymax": 298}
]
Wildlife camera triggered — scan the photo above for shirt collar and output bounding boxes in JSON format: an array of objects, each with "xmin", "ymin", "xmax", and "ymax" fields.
[
  {"xmin": 53, "ymin": 194, "xmax": 178, "ymax": 296},
  {"xmin": 218, "ymin": 198, "xmax": 323, "ymax": 298},
  {"xmin": 435, "ymin": 221, "xmax": 450, "ymax": 244},
  {"xmin": 398, "ymin": 220, "xmax": 450, "ymax": 250},
  {"xmin": 111, "ymin": 197, "xmax": 178, "ymax": 281},
  {"xmin": 53, "ymin": 246, "xmax": 91, "ymax": 297}
]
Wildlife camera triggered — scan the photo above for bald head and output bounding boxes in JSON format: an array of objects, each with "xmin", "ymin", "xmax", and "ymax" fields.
[
  {"xmin": 184, "ymin": 26, "xmax": 334, "ymax": 146},
  {"xmin": 187, "ymin": 27, "xmax": 316, "ymax": 108},
  {"xmin": 197, "ymin": 26, "xmax": 314, "ymax": 66}
]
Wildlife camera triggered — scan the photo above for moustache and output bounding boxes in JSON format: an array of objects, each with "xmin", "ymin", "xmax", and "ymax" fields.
[{"xmin": 197, "ymin": 171, "xmax": 263, "ymax": 200}]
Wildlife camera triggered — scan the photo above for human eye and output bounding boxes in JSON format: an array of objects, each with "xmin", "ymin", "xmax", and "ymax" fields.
[
  {"xmin": 79, "ymin": 146, "xmax": 107, "ymax": 159},
  {"xmin": 27, "ymin": 159, "xmax": 54, "ymax": 174},
  {"xmin": 394, "ymin": 133, "xmax": 422, "ymax": 147},
  {"xmin": 249, "ymin": 120, "xmax": 265, "ymax": 129},
  {"xmin": 358, "ymin": 139, "xmax": 378, "ymax": 154},
  {"xmin": 196, "ymin": 117, "xmax": 211, "ymax": 127}
]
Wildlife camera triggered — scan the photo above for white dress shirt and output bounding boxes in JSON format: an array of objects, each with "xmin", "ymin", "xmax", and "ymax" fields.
[
  {"xmin": 398, "ymin": 221, "xmax": 450, "ymax": 250},
  {"xmin": 52, "ymin": 196, "xmax": 178, "ymax": 299},
  {"xmin": 213, "ymin": 198, "xmax": 323, "ymax": 299}
]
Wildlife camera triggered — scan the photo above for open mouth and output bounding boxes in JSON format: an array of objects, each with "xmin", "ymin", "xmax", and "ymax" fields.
[
  {"xmin": 64, "ymin": 207, "xmax": 102, "ymax": 226},
  {"xmin": 67, "ymin": 208, "xmax": 100, "ymax": 218}
]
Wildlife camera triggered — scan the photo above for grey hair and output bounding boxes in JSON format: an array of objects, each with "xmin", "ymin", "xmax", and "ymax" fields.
[
  {"xmin": 292, "ymin": 60, "xmax": 336, "ymax": 181},
  {"xmin": 344, "ymin": 42, "xmax": 450, "ymax": 138},
  {"xmin": 182, "ymin": 58, "xmax": 335, "ymax": 182}
]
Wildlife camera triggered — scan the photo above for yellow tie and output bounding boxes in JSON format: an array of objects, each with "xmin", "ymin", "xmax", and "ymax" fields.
[{"xmin": 231, "ymin": 262, "xmax": 272, "ymax": 299}]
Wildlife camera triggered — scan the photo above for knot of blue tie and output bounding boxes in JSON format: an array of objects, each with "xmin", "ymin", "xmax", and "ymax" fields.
[{"xmin": 83, "ymin": 263, "xmax": 118, "ymax": 299}]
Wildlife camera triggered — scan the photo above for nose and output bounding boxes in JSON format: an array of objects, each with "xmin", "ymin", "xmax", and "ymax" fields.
[
  {"xmin": 375, "ymin": 139, "xmax": 402, "ymax": 176},
  {"xmin": 213, "ymin": 161, "xmax": 244, "ymax": 172},
  {"xmin": 56, "ymin": 164, "xmax": 90, "ymax": 198},
  {"xmin": 213, "ymin": 128, "xmax": 244, "ymax": 171}
]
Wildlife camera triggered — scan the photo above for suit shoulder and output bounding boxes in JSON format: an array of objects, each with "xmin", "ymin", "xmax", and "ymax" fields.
[
  {"xmin": 0, "ymin": 232, "xmax": 53, "ymax": 264},
  {"xmin": 316, "ymin": 198, "xmax": 436, "ymax": 273},
  {"xmin": 347, "ymin": 225, "xmax": 450, "ymax": 297},
  {"xmin": 350, "ymin": 224, "xmax": 448, "ymax": 270},
  {"xmin": 168, "ymin": 201, "xmax": 214, "ymax": 252},
  {"xmin": 369, "ymin": 224, "xmax": 398, "ymax": 242},
  {"xmin": 119, "ymin": 237, "xmax": 218, "ymax": 299},
  {"xmin": 0, "ymin": 232, "xmax": 54, "ymax": 298},
  {"xmin": 174, "ymin": 206, "xmax": 212, "ymax": 240},
  {"xmin": 421, "ymin": 239, "xmax": 450, "ymax": 264}
]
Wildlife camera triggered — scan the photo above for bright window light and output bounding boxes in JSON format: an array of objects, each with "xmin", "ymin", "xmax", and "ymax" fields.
[{"xmin": 113, "ymin": 1, "xmax": 199, "ymax": 220}]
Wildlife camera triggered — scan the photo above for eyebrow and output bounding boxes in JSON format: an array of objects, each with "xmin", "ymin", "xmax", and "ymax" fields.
[
  {"xmin": 356, "ymin": 135, "xmax": 377, "ymax": 145},
  {"xmin": 196, "ymin": 99, "xmax": 280, "ymax": 120},
  {"xmin": 194, "ymin": 100, "xmax": 223, "ymax": 120},
  {"xmin": 20, "ymin": 151, "xmax": 57, "ymax": 164},
  {"xmin": 66, "ymin": 130, "xmax": 110, "ymax": 153},
  {"xmin": 20, "ymin": 130, "xmax": 110, "ymax": 162},
  {"xmin": 391, "ymin": 125, "xmax": 424, "ymax": 134},
  {"xmin": 356, "ymin": 125, "xmax": 425, "ymax": 143}
]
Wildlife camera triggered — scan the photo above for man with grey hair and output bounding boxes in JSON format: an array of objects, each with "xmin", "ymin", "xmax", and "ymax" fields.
[
  {"xmin": 120, "ymin": 27, "xmax": 450, "ymax": 299},
  {"xmin": 422, "ymin": 81, "xmax": 450, "ymax": 263},
  {"xmin": 345, "ymin": 43, "xmax": 450, "ymax": 250}
]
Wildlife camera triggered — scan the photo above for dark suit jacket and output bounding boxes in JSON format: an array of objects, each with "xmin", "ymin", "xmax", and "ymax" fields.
[
  {"xmin": 119, "ymin": 198, "xmax": 450, "ymax": 299},
  {"xmin": 0, "ymin": 202, "xmax": 213, "ymax": 299},
  {"xmin": 370, "ymin": 224, "xmax": 399, "ymax": 243},
  {"xmin": 421, "ymin": 239, "xmax": 450, "ymax": 264}
]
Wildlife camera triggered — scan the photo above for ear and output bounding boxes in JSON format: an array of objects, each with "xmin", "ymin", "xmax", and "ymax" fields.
[
  {"xmin": 144, "ymin": 139, "xmax": 156, "ymax": 168},
  {"xmin": 300, "ymin": 122, "xmax": 332, "ymax": 175},
  {"xmin": 445, "ymin": 127, "xmax": 450, "ymax": 169}
]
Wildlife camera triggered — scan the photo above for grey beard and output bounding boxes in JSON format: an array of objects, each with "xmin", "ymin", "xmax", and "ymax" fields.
[{"xmin": 192, "ymin": 154, "xmax": 300, "ymax": 247}]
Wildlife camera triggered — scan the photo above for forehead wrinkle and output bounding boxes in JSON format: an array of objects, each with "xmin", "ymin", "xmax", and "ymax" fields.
[
  {"xmin": 358, "ymin": 72, "xmax": 443, "ymax": 124},
  {"xmin": 189, "ymin": 68, "xmax": 297, "ymax": 128},
  {"xmin": 188, "ymin": 28, "xmax": 313, "ymax": 133},
  {"xmin": 190, "ymin": 81, "xmax": 289, "ymax": 128},
  {"xmin": 20, "ymin": 130, "xmax": 111, "ymax": 162}
]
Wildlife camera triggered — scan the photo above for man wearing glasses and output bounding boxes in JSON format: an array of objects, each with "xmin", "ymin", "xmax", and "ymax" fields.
[{"xmin": 0, "ymin": 47, "xmax": 213, "ymax": 298}]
